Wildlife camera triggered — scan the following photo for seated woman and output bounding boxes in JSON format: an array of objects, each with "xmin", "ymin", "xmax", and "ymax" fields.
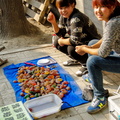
[
  {"xmin": 75, "ymin": 0, "xmax": 120, "ymax": 114},
  {"xmin": 47, "ymin": 0, "xmax": 101, "ymax": 76}
]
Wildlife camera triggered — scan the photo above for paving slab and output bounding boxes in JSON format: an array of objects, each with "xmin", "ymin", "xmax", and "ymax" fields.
[{"xmin": 0, "ymin": 44, "xmax": 119, "ymax": 120}]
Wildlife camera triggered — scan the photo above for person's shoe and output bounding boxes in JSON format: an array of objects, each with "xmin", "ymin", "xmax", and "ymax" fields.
[
  {"xmin": 87, "ymin": 96, "xmax": 107, "ymax": 114},
  {"xmin": 76, "ymin": 65, "xmax": 88, "ymax": 76},
  {"xmin": 82, "ymin": 73, "xmax": 91, "ymax": 83},
  {"xmin": 63, "ymin": 59, "xmax": 80, "ymax": 66}
]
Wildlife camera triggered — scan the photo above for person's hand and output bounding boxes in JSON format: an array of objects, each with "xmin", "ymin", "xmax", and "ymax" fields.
[
  {"xmin": 75, "ymin": 45, "xmax": 87, "ymax": 55},
  {"xmin": 58, "ymin": 37, "xmax": 64, "ymax": 46},
  {"xmin": 47, "ymin": 12, "xmax": 56, "ymax": 24}
]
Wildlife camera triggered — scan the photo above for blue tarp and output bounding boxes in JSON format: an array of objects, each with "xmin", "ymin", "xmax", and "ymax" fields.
[{"xmin": 3, "ymin": 56, "xmax": 88, "ymax": 110}]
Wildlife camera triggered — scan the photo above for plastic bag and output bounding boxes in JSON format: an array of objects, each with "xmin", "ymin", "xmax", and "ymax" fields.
[
  {"xmin": 82, "ymin": 85, "xmax": 93, "ymax": 101},
  {"xmin": 82, "ymin": 85, "xmax": 109, "ymax": 101}
]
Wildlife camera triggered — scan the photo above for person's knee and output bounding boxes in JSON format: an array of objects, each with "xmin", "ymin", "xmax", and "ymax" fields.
[
  {"xmin": 67, "ymin": 46, "xmax": 75, "ymax": 57},
  {"xmin": 88, "ymin": 39, "xmax": 99, "ymax": 46},
  {"xmin": 87, "ymin": 56, "xmax": 99, "ymax": 68}
]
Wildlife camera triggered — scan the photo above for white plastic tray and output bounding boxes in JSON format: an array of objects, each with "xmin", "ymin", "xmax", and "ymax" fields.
[
  {"xmin": 37, "ymin": 59, "xmax": 50, "ymax": 65},
  {"xmin": 24, "ymin": 94, "xmax": 63, "ymax": 119},
  {"xmin": 37, "ymin": 58, "xmax": 57, "ymax": 66}
]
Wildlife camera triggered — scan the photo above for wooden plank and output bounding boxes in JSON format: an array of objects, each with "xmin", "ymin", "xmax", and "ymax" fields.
[
  {"xmin": 51, "ymin": 0, "xmax": 54, "ymax": 3},
  {"xmin": 39, "ymin": 0, "xmax": 51, "ymax": 23},
  {"xmin": 25, "ymin": 8, "xmax": 40, "ymax": 21},
  {"xmin": 22, "ymin": 0, "xmax": 55, "ymax": 24},
  {"xmin": 23, "ymin": 0, "xmax": 42, "ymax": 9}
]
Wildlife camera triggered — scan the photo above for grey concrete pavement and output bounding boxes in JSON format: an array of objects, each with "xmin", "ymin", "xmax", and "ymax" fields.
[{"xmin": 0, "ymin": 44, "xmax": 120, "ymax": 120}]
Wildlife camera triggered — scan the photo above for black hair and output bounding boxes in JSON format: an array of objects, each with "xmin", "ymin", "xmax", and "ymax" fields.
[
  {"xmin": 109, "ymin": 3, "xmax": 120, "ymax": 19},
  {"xmin": 56, "ymin": 0, "xmax": 76, "ymax": 8}
]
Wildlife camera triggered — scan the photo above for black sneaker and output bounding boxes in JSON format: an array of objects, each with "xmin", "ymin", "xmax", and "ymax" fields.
[
  {"xmin": 104, "ymin": 89, "xmax": 109, "ymax": 98},
  {"xmin": 76, "ymin": 65, "xmax": 88, "ymax": 76},
  {"xmin": 63, "ymin": 59, "xmax": 80, "ymax": 66}
]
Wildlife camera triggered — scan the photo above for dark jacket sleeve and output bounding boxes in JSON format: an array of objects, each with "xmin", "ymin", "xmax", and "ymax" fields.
[
  {"xmin": 55, "ymin": 16, "xmax": 66, "ymax": 37},
  {"xmin": 69, "ymin": 9, "xmax": 101, "ymax": 46},
  {"xmin": 69, "ymin": 16, "xmax": 85, "ymax": 45}
]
